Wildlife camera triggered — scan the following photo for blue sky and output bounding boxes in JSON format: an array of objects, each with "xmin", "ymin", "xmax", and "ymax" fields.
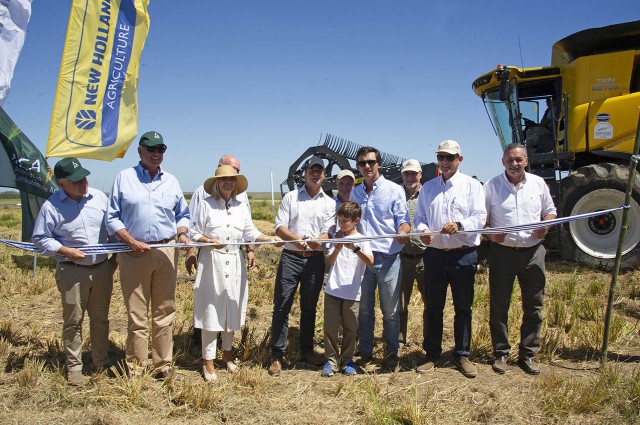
[{"xmin": 4, "ymin": 1, "xmax": 639, "ymax": 193}]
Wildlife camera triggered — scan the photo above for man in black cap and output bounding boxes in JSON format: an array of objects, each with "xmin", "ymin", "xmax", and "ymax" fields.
[
  {"xmin": 33, "ymin": 157, "xmax": 114, "ymax": 386},
  {"xmin": 105, "ymin": 131, "xmax": 190, "ymax": 379},
  {"xmin": 267, "ymin": 156, "xmax": 336, "ymax": 376}
]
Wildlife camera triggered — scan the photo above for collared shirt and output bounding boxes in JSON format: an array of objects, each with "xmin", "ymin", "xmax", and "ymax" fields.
[
  {"xmin": 275, "ymin": 184, "xmax": 336, "ymax": 251},
  {"xmin": 402, "ymin": 184, "xmax": 427, "ymax": 255},
  {"xmin": 105, "ymin": 163, "xmax": 190, "ymax": 242},
  {"xmin": 32, "ymin": 187, "xmax": 109, "ymax": 265},
  {"xmin": 350, "ymin": 175, "xmax": 410, "ymax": 254},
  {"xmin": 325, "ymin": 232, "xmax": 373, "ymax": 301},
  {"xmin": 414, "ymin": 171, "xmax": 487, "ymax": 249},
  {"xmin": 484, "ymin": 171, "xmax": 557, "ymax": 248},
  {"xmin": 189, "ymin": 184, "xmax": 251, "ymax": 228}
]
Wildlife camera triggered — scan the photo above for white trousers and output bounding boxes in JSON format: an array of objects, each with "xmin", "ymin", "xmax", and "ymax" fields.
[{"xmin": 202, "ymin": 329, "xmax": 234, "ymax": 360}]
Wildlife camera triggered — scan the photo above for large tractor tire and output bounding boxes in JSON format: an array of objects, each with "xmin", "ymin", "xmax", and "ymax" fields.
[{"xmin": 559, "ymin": 163, "xmax": 640, "ymax": 270}]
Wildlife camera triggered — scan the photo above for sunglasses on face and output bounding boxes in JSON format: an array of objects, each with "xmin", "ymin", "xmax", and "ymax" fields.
[
  {"xmin": 356, "ymin": 159, "xmax": 378, "ymax": 167},
  {"xmin": 143, "ymin": 145, "xmax": 167, "ymax": 153},
  {"xmin": 437, "ymin": 154, "xmax": 458, "ymax": 162}
]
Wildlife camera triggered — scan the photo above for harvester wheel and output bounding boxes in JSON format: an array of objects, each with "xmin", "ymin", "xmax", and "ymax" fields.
[{"xmin": 559, "ymin": 163, "xmax": 640, "ymax": 270}]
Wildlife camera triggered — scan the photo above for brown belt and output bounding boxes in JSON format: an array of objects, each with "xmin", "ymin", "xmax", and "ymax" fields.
[
  {"xmin": 60, "ymin": 258, "xmax": 108, "ymax": 268},
  {"xmin": 284, "ymin": 249, "xmax": 324, "ymax": 258},
  {"xmin": 145, "ymin": 238, "xmax": 173, "ymax": 245}
]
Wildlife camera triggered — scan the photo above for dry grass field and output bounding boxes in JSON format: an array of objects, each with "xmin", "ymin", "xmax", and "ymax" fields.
[{"xmin": 0, "ymin": 205, "xmax": 638, "ymax": 424}]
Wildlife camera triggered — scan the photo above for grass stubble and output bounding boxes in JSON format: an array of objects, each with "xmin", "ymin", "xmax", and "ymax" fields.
[{"xmin": 0, "ymin": 209, "xmax": 638, "ymax": 424}]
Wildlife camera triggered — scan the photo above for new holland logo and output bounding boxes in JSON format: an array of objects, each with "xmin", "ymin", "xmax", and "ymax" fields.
[{"xmin": 75, "ymin": 110, "xmax": 97, "ymax": 130}]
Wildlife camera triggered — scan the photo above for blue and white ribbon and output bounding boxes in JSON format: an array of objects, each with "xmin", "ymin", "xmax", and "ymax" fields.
[{"xmin": 0, "ymin": 206, "xmax": 627, "ymax": 256}]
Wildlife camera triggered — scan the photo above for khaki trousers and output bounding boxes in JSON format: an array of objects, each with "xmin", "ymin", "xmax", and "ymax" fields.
[
  {"xmin": 323, "ymin": 293, "xmax": 359, "ymax": 371},
  {"xmin": 117, "ymin": 245, "xmax": 177, "ymax": 372},
  {"xmin": 55, "ymin": 259, "xmax": 113, "ymax": 371}
]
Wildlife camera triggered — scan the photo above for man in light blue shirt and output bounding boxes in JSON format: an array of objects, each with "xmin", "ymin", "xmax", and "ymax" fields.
[
  {"xmin": 105, "ymin": 130, "xmax": 190, "ymax": 379},
  {"xmin": 350, "ymin": 146, "xmax": 410, "ymax": 366},
  {"xmin": 32, "ymin": 157, "xmax": 113, "ymax": 386}
]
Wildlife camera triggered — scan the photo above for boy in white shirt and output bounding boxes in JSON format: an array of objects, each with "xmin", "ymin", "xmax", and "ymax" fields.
[{"xmin": 322, "ymin": 202, "xmax": 374, "ymax": 376}]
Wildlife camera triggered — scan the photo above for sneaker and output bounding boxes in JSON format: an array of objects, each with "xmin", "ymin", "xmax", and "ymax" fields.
[
  {"xmin": 454, "ymin": 356, "xmax": 477, "ymax": 378},
  {"xmin": 343, "ymin": 361, "xmax": 357, "ymax": 376},
  {"xmin": 67, "ymin": 370, "xmax": 84, "ymax": 386},
  {"xmin": 321, "ymin": 361, "xmax": 335, "ymax": 377},
  {"xmin": 518, "ymin": 357, "xmax": 540, "ymax": 375},
  {"xmin": 492, "ymin": 356, "xmax": 508, "ymax": 374},
  {"xmin": 268, "ymin": 357, "xmax": 282, "ymax": 377},
  {"xmin": 416, "ymin": 358, "xmax": 436, "ymax": 374}
]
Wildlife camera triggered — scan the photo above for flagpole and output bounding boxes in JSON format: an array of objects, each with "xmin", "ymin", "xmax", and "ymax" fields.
[{"xmin": 601, "ymin": 110, "xmax": 640, "ymax": 365}]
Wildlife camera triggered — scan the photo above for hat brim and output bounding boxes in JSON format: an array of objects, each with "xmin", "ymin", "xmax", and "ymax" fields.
[
  {"xmin": 436, "ymin": 149, "xmax": 460, "ymax": 155},
  {"xmin": 203, "ymin": 174, "xmax": 249, "ymax": 196},
  {"xmin": 140, "ymin": 140, "xmax": 166, "ymax": 148},
  {"xmin": 64, "ymin": 167, "xmax": 91, "ymax": 182},
  {"xmin": 401, "ymin": 166, "xmax": 422, "ymax": 173}
]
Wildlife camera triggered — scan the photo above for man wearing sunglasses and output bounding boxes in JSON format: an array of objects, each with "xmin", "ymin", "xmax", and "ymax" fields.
[
  {"xmin": 350, "ymin": 147, "xmax": 410, "ymax": 368},
  {"xmin": 414, "ymin": 140, "xmax": 486, "ymax": 378},
  {"xmin": 105, "ymin": 130, "xmax": 190, "ymax": 380}
]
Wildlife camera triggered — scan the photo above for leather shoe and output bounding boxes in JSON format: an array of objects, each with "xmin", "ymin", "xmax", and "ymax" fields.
[
  {"xmin": 268, "ymin": 358, "xmax": 282, "ymax": 376},
  {"xmin": 518, "ymin": 357, "xmax": 540, "ymax": 375},
  {"xmin": 416, "ymin": 358, "xmax": 436, "ymax": 374},
  {"xmin": 67, "ymin": 370, "xmax": 84, "ymax": 386},
  {"xmin": 454, "ymin": 356, "xmax": 477, "ymax": 378},
  {"xmin": 492, "ymin": 356, "xmax": 508, "ymax": 374},
  {"xmin": 302, "ymin": 351, "xmax": 323, "ymax": 366},
  {"xmin": 356, "ymin": 353, "xmax": 372, "ymax": 366}
]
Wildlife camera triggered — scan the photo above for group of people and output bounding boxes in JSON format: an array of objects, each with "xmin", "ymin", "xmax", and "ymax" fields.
[{"xmin": 32, "ymin": 131, "xmax": 555, "ymax": 386}]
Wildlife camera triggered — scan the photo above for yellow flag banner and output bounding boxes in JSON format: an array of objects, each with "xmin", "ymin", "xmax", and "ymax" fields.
[{"xmin": 47, "ymin": 0, "xmax": 149, "ymax": 161}]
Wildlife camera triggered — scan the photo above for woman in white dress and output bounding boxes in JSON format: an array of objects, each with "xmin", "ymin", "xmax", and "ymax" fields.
[{"xmin": 190, "ymin": 165, "xmax": 282, "ymax": 381}]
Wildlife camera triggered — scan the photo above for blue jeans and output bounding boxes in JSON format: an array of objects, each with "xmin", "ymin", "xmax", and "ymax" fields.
[
  {"xmin": 423, "ymin": 247, "xmax": 477, "ymax": 359},
  {"xmin": 269, "ymin": 251, "xmax": 325, "ymax": 357},
  {"xmin": 358, "ymin": 251, "xmax": 401, "ymax": 357}
]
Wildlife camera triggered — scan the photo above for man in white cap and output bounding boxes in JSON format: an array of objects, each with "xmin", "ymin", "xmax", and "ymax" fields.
[
  {"xmin": 334, "ymin": 169, "xmax": 356, "ymax": 206},
  {"xmin": 267, "ymin": 155, "xmax": 336, "ymax": 376},
  {"xmin": 414, "ymin": 140, "xmax": 486, "ymax": 378},
  {"xmin": 398, "ymin": 159, "xmax": 427, "ymax": 349},
  {"xmin": 32, "ymin": 157, "xmax": 114, "ymax": 386}
]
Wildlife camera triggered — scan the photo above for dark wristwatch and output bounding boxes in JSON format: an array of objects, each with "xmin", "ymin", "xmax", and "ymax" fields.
[
  {"xmin": 352, "ymin": 246, "xmax": 361, "ymax": 253},
  {"xmin": 455, "ymin": 222, "xmax": 463, "ymax": 231}
]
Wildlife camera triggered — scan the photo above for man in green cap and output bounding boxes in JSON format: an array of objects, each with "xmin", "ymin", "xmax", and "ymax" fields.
[
  {"xmin": 106, "ymin": 131, "xmax": 190, "ymax": 379},
  {"xmin": 32, "ymin": 157, "xmax": 114, "ymax": 386}
]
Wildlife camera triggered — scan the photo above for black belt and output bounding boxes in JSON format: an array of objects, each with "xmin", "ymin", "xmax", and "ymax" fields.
[
  {"xmin": 284, "ymin": 249, "xmax": 324, "ymax": 258},
  {"xmin": 60, "ymin": 258, "xmax": 108, "ymax": 268},
  {"xmin": 428, "ymin": 246, "xmax": 475, "ymax": 252},
  {"xmin": 400, "ymin": 251, "xmax": 424, "ymax": 259},
  {"xmin": 498, "ymin": 243, "xmax": 542, "ymax": 252}
]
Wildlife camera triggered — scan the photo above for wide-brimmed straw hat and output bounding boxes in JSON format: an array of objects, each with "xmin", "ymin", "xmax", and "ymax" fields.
[{"xmin": 203, "ymin": 165, "xmax": 249, "ymax": 195}]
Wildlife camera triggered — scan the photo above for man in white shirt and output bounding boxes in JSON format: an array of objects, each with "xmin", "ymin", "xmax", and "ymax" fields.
[
  {"xmin": 267, "ymin": 156, "xmax": 336, "ymax": 376},
  {"xmin": 414, "ymin": 140, "xmax": 486, "ymax": 378},
  {"xmin": 484, "ymin": 143, "xmax": 556, "ymax": 375}
]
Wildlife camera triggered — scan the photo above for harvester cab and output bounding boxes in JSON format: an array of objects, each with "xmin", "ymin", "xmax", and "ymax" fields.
[{"xmin": 472, "ymin": 20, "xmax": 640, "ymax": 269}]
